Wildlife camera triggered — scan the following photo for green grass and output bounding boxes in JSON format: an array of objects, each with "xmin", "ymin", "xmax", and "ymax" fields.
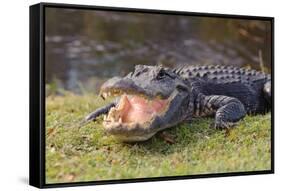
[{"xmin": 46, "ymin": 94, "xmax": 271, "ymax": 183}]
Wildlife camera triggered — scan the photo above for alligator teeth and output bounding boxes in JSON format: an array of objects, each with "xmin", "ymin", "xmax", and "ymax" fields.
[{"xmin": 101, "ymin": 91, "xmax": 117, "ymax": 99}]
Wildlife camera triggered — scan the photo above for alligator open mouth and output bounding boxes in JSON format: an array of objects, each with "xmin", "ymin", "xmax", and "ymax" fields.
[{"xmin": 100, "ymin": 90, "xmax": 169, "ymax": 141}]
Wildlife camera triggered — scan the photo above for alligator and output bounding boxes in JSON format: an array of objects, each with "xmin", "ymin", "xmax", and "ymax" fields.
[{"xmin": 84, "ymin": 65, "xmax": 271, "ymax": 142}]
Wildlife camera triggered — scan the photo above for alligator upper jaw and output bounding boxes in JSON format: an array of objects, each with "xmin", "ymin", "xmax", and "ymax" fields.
[
  {"xmin": 100, "ymin": 77, "xmax": 151, "ymax": 99},
  {"xmin": 100, "ymin": 91, "xmax": 169, "ymax": 141}
]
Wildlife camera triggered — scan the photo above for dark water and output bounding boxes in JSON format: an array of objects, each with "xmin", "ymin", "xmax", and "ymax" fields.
[{"xmin": 45, "ymin": 8, "xmax": 272, "ymax": 93}]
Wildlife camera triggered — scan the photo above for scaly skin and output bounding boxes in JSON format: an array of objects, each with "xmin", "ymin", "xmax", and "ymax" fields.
[
  {"xmin": 85, "ymin": 65, "xmax": 271, "ymax": 141},
  {"xmin": 173, "ymin": 65, "xmax": 271, "ymax": 115}
]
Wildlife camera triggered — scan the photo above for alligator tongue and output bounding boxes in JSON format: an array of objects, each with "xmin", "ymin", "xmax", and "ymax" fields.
[{"xmin": 117, "ymin": 94, "xmax": 168, "ymax": 124}]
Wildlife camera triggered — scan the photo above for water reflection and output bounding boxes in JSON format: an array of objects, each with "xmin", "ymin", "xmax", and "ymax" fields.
[{"xmin": 45, "ymin": 8, "xmax": 271, "ymax": 93}]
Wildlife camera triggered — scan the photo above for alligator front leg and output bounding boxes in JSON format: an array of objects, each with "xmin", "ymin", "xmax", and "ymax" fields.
[
  {"xmin": 85, "ymin": 102, "xmax": 116, "ymax": 122},
  {"xmin": 196, "ymin": 94, "xmax": 246, "ymax": 129}
]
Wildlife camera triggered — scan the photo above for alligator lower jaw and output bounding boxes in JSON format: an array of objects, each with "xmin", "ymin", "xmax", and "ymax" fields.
[
  {"xmin": 109, "ymin": 132, "xmax": 158, "ymax": 142},
  {"xmin": 100, "ymin": 92, "xmax": 169, "ymax": 141}
]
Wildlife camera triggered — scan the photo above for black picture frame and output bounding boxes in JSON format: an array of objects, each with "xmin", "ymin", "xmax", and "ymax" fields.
[{"xmin": 29, "ymin": 2, "xmax": 274, "ymax": 189}]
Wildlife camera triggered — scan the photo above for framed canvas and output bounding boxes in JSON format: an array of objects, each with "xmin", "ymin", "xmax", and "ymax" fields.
[{"xmin": 29, "ymin": 2, "xmax": 274, "ymax": 188}]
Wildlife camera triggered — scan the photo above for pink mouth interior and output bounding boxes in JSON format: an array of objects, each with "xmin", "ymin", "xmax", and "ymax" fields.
[{"xmin": 116, "ymin": 95, "xmax": 168, "ymax": 124}]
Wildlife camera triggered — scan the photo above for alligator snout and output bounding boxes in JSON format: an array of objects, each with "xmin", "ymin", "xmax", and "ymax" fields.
[{"xmin": 100, "ymin": 77, "xmax": 147, "ymax": 98}]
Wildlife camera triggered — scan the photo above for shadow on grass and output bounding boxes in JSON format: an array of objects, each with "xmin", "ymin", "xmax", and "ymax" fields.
[{"xmin": 121, "ymin": 118, "xmax": 219, "ymax": 156}]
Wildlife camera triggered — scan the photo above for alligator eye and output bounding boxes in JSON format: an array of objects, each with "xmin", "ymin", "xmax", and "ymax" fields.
[{"xmin": 157, "ymin": 69, "xmax": 166, "ymax": 80}]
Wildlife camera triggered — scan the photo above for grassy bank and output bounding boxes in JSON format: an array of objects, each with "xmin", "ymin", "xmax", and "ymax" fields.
[{"xmin": 46, "ymin": 94, "xmax": 271, "ymax": 183}]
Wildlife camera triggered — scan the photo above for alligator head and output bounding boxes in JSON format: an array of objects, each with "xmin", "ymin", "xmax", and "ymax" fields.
[{"xmin": 99, "ymin": 65, "xmax": 194, "ymax": 142}]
